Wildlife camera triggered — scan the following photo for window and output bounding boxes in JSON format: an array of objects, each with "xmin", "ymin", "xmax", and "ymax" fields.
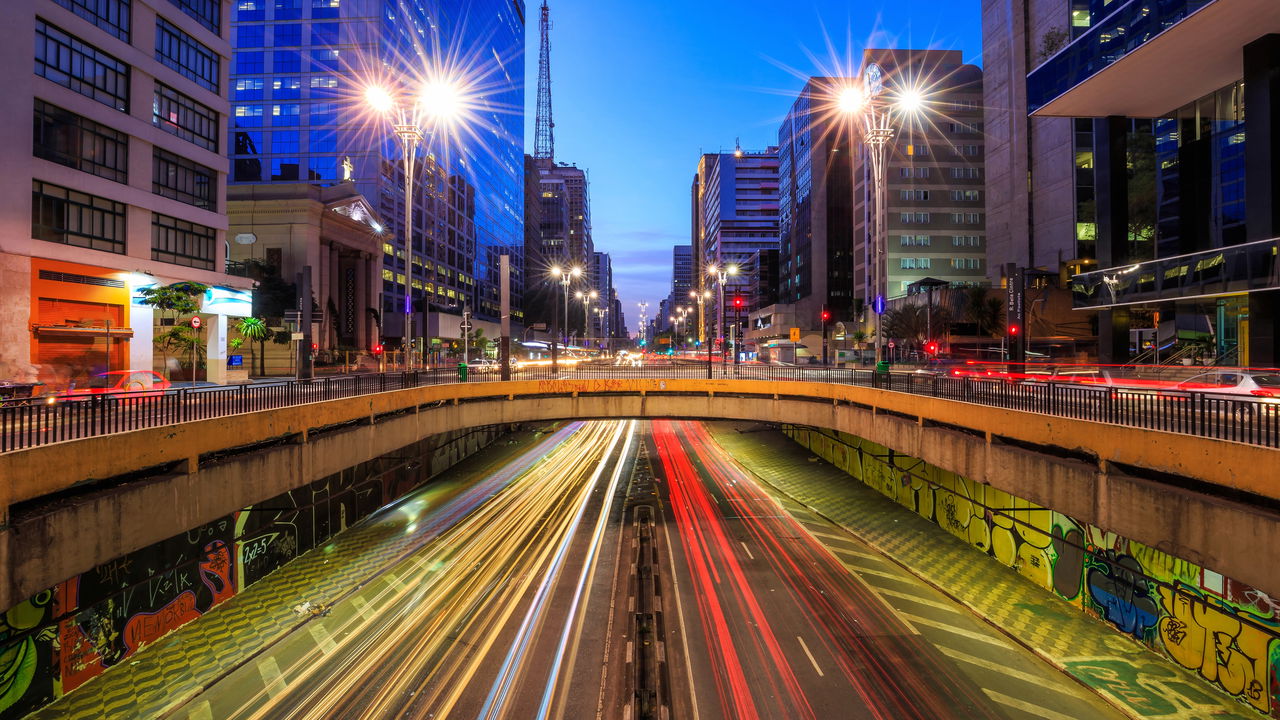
[
  {"xmin": 900, "ymin": 166, "xmax": 930, "ymax": 178},
  {"xmin": 311, "ymin": 22, "xmax": 339, "ymax": 45},
  {"xmin": 234, "ymin": 104, "xmax": 264, "ymax": 126},
  {"xmin": 152, "ymin": 213, "xmax": 216, "ymax": 269},
  {"xmin": 271, "ymin": 157, "xmax": 299, "ymax": 181},
  {"xmin": 906, "ymin": 143, "xmax": 929, "ymax": 156},
  {"xmin": 951, "ymin": 257, "xmax": 983, "ymax": 270},
  {"xmin": 899, "ymin": 189, "xmax": 930, "ymax": 201},
  {"xmin": 950, "ymin": 167, "xmax": 981, "ymax": 179},
  {"xmin": 952, "ymin": 235, "xmax": 981, "ymax": 247},
  {"xmin": 155, "ymin": 18, "xmax": 219, "ymax": 92},
  {"xmin": 948, "ymin": 122, "xmax": 980, "ymax": 134},
  {"xmin": 32, "ymin": 180, "xmax": 126, "ymax": 253},
  {"xmin": 309, "ymin": 102, "xmax": 338, "ymax": 124},
  {"xmin": 311, "ymin": 48, "xmax": 340, "ymax": 70},
  {"xmin": 273, "ymin": 23, "xmax": 301, "ymax": 46},
  {"xmin": 312, "ymin": 0, "xmax": 340, "ymax": 18},
  {"xmin": 35, "ymin": 20, "xmax": 130, "ymax": 112},
  {"xmin": 309, "ymin": 128, "xmax": 337, "ymax": 153},
  {"xmin": 899, "ymin": 258, "xmax": 931, "ymax": 270},
  {"xmin": 950, "ymin": 190, "xmax": 980, "ymax": 201},
  {"xmin": 950, "ymin": 212, "xmax": 982, "ymax": 224},
  {"xmin": 956, "ymin": 144, "xmax": 981, "ymax": 157},
  {"xmin": 154, "ymin": 82, "xmax": 218, "ymax": 151},
  {"xmin": 34, "ymin": 100, "xmax": 129, "ymax": 183},
  {"xmin": 270, "ymin": 130, "xmax": 298, "ymax": 153},
  {"xmin": 234, "ymin": 77, "xmax": 264, "ymax": 100},
  {"xmin": 153, "ymin": 148, "xmax": 215, "ymax": 209},
  {"xmin": 308, "ymin": 155, "xmax": 337, "ymax": 180},
  {"xmin": 52, "ymin": 0, "xmax": 131, "ymax": 41},
  {"xmin": 235, "ymin": 50, "xmax": 264, "ymax": 74},
  {"xmin": 273, "ymin": 49, "xmax": 301, "ymax": 73},
  {"xmin": 236, "ymin": 1, "xmax": 264, "ymax": 21},
  {"xmin": 273, "ymin": 0, "xmax": 301, "ymax": 19},
  {"xmin": 899, "ymin": 235, "xmax": 931, "ymax": 247},
  {"xmin": 900, "ymin": 212, "xmax": 930, "ymax": 224},
  {"xmin": 310, "ymin": 74, "xmax": 340, "ymax": 96},
  {"xmin": 237, "ymin": 24, "xmax": 264, "ymax": 47},
  {"xmin": 271, "ymin": 103, "xmax": 300, "ymax": 125},
  {"xmin": 169, "ymin": 0, "xmax": 220, "ymax": 33},
  {"xmin": 271, "ymin": 76, "xmax": 301, "ymax": 98}
]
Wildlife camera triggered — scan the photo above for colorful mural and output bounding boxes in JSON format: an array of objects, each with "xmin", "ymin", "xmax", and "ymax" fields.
[
  {"xmin": 0, "ymin": 426, "xmax": 499, "ymax": 719},
  {"xmin": 785, "ymin": 425, "xmax": 1280, "ymax": 717}
]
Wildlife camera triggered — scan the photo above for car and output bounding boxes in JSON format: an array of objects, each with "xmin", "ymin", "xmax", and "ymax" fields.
[
  {"xmin": 1173, "ymin": 370, "xmax": 1280, "ymax": 399},
  {"xmin": 54, "ymin": 370, "xmax": 171, "ymax": 401}
]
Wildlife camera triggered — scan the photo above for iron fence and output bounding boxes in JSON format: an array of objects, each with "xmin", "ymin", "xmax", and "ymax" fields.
[{"xmin": 3, "ymin": 364, "xmax": 1277, "ymax": 453}]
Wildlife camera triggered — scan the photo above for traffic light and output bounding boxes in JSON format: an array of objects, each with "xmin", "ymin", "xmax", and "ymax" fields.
[
  {"xmin": 820, "ymin": 307, "xmax": 832, "ymax": 324},
  {"xmin": 925, "ymin": 341, "xmax": 939, "ymax": 356},
  {"xmin": 310, "ymin": 343, "xmax": 318, "ymax": 352},
  {"xmin": 1008, "ymin": 323, "xmax": 1021, "ymax": 337},
  {"xmin": 372, "ymin": 344, "xmax": 383, "ymax": 355},
  {"xmin": 733, "ymin": 296, "xmax": 744, "ymax": 309}
]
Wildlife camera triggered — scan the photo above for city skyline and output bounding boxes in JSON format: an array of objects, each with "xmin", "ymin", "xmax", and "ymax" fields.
[{"xmin": 521, "ymin": 0, "xmax": 984, "ymax": 328}]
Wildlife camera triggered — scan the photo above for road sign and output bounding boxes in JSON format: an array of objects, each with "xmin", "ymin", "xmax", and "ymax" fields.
[
  {"xmin": 459, "ymin": 320, "xmax": 473, "ymax": 333},
  {"xmin": 291, "ymin": 332, "xmax": 304, "ymax": 341},
  {"xmin": 189, "ymin": 316, "xmax": 202, "ymax": 330},
  {"xmin": 888, "ymin": 341, "xmax": 895, "ymax": 349},
  {"xmin": 789, "ymin": 327, "xmax": 801, "ymax": 343}
]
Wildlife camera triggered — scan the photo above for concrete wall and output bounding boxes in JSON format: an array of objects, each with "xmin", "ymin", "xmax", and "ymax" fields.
[
  {"xmin": 0, "ymin": 423, "xmax": 503, "ymax": 719},
  {"xmin": 787, "ymin": 424, "xmax": 1279, "ymax": 717}
]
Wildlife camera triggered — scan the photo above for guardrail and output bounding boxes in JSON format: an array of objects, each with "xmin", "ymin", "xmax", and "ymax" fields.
[{"xmin": 2, "ymin": 364, "xmax": 1278, "ymax": 453}]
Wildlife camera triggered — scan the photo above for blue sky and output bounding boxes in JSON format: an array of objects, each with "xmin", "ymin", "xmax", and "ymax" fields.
[{"xmin": 521, "ymin": 0, "xmax": 983, "ymax": 333}]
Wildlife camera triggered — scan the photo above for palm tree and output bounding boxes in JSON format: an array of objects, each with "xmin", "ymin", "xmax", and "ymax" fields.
[
  {"xmin": 236, "ymin": 317, "xmax": 270, "ymax": 376},
  {"xmin": 963, "ymin": 288, "xmax": 1005, "ymax": 338}
]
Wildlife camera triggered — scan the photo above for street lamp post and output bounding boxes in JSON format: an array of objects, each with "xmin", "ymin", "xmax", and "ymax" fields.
[
  {"xmin": 706, "ymin": 264, "xmax": 737, "ymax": 374},
  {"xmin": 550, "ymin": 264, "xmax": 581, "ymax": 374},
  {"xmin": 690, "ymin": 290, "xmax": 711, "ymax": 378},
  {"xmin": 637, "ymin": 301, "xmax": 649, "ymax": 349},
  {"xmin": 839, "ymin": 65, "xmax": 924, "ymax": 366},
  {"xmin": 575, "ymin": 289, "xmax": 597, "ymax": 350}
]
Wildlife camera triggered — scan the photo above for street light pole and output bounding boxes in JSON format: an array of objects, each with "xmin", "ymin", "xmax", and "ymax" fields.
[{"xmin": 394, "ymin": 124, "xmax": 422, "ymax": 370}]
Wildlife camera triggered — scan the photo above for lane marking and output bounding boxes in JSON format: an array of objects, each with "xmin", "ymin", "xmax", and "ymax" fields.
[
  {"xmin": 739, "ymin": 541, "xmax": 755, "ymax": 560},
  {"xmin": 308, "ymin": 623, "xmax": 336, "ymax": 654},
  {"xmin": 256, "ymin": 657, "xmax": 283, "ymax": 696},
  {"xmin": 796, "ymin": 636, "xmax": 824, "ymax": 677},
  {"xmin": 185, "ymin": 700, "xmax": 213, "ymax": 720},
  {"xmin": 843, "ymin": 565, "xmax": 913, "ymax": 583},
  {"xmin": 829, "ymin": 545, "xmax": 884, "ymax": 562},
  {"xmin": 983, "ymin": 689, "xmax": 1085, "ymax": 720},
  {"xmin": 896, "ymin": 612, "xmax": 1011, "ymax": 647},
  {"xmin": 938, "ymin": 646, "xmax": 1056, "ymax": 687},
  {"xmin": 872, "ymin": 586, "xmax": 965, "ymax": 612}
]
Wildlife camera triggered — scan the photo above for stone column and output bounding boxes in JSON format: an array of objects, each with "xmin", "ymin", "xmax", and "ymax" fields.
[
  {"xmin": 205, "ymin": 313, "xmax": 228, "ymax": 384},
  {"xmin": 354, "ymin": 252, "xmax": 369, "ymax": 349},
  {"xmin": 1245, "ymin": 34, "xmax": 1280, "ymax": 366},
  {"xmin": 328, "ymin": 243, "xmax": 340, "ymax": 349}
]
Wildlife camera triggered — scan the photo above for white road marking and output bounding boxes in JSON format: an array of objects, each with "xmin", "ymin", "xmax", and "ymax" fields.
[
  {"xmin": 257, "ymin": 657, "xmax": 283, "ymax": 696},
  {"xmin": 896, "ymin": 612, "xmax": 1011, "ymax": 647},
  {"xmin": 939, "ymin": 646, "xmax": 1053, "ymax": 686},
  {"xmin": 308, "ymin": 623, "xmax": 336, "ymax": 654},
  {"xmin": 830, "ymin": 545, "xmax": 883, "ymax": 562},
  {"xmin": 185, "ymin": 700, "xmax": 213, "ymax": 720},
  {"xmin": 873, "ymin": 586, "xmax": 965, "ymax": 612},
  {"xmin": 983, "ymin": 689, "xmax": 1085, "ymax": 720},
  {"xmin": 796, "ymin": 636, "xmax": 824, "ymax": 677},
  {"xmin": 739, "ymin": 541, "xmax": 755, "ymax": 560},
  {"xmin": 844, "ymin": 565, "xmax": 912, "ymax": 582}
]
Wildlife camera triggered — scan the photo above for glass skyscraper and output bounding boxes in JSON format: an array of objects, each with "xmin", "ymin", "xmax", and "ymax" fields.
[{"xmin": 230, "ymin": 0, "xmax": 525, "ymax": 331}]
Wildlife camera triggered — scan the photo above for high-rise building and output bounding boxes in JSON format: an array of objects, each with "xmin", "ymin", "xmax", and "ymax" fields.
[
  {"xmin": 592, "ymin": 251, "xmax": 613, "ymax": 341},
  {"xmin": 777, "ymin": 77, "xmax": 855, "ymax": 331},
  {"xmin": 692, "ymin": 146, "xmax": 780, "ymax": 341},
  {"xmin": 0, "ymin": 0, "xmax": 253, "ymax": 389},
  {"xmin": 1005, "ymin": 0, "xmax": 1280, "ymax": 366},
  {"xmin": 853, "ymin": 49, "xmax": 987, "ymax": 300},
  {"xmin": 536, "ymin": 161, "xmax": 592, "ymax": 267},
  {"xmin": 668, "ymin": 244, "xmax": 694, "ymax": 323},
  {"xmin": 228, "ymin": 0, "xmax": 525, "ymax": 332}
]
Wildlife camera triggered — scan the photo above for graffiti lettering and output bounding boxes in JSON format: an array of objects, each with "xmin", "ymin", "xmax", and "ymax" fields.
[
  {"xmin": 1087, "ymin": 552, "xmax": 1159, "ymax": 639},
  {"xmin": 1157, "ymin": 586, "xmax": 1272, "ymax": 713}
]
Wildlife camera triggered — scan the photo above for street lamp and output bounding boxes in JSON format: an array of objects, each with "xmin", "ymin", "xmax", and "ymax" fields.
[
  {"xmin": 575, "ymin": 289, "xmax": 598, "ymax": 349},
  {"xmin": 637, "ymin": 301, "xmax": 649, "ymax": 348},
  {"xmin": 689, "ymin": 289, "xmax": 712, "ymax": 378},
  {"xmin": 365, "ymin": 81, "xmax": 461, "ymax": 370},
  {"xmin": 838, "ymin": 65, "xmax": 926, "ymax": 365},
  {"xmin": 550, "ymin": 264, "xmax": 581, "ymax": 374},
  {"xmin": 706, "ymin": 263, "xmax": 738, "ymax": 370}
]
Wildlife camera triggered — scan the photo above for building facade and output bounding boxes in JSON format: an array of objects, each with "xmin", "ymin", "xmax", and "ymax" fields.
[
  {"xmin": 1024, "ymin": 0, "xmax": 1280, "ymax": 365},
  {"xmin": 854, "ymin": 49, "xmax": 988, "ymax": 301},
  {"xmin": 228, "ymin": 0, "xmax": 525, "ymax": 336},
  {"xmin": 0, "ymin": 0, "xmax": 254, "ymax": 389},
  {"xmin": 591, "ymin": 250, "xmax": 613, "ymax": 343},
  {"xmin": 667, "ymin": 243, "xmax": 694, "ymax": 335}
]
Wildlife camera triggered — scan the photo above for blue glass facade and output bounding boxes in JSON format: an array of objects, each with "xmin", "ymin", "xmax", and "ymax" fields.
[{"xmin": 230, "ymin": 0, "xmax": 525, "ymax": 328}]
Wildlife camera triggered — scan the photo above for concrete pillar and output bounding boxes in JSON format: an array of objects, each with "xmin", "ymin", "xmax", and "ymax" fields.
[
  {"xmin": 1099, "ymin": 306, "xmax": 1131, "ymax": 365},
  {"xmin": 1244, "ymin": 35, "xmax": 1280, "ymax": 366},
  {"xmin": 354, "ymin": 253, "xmax": 369, "ymax": 349},
  {"xmin": 328, "ymin": 244, "xmax": 340, "ymax": 349},
  {"xmin": 206, "ymin": 314, "xmax": 228, "ymax": 384},
  {"xmin": 1093, "ymin": 116, "xmax": 1130, "ymax": 365},
  {"xmin": 128, "ymin": 293, "xmax": 154, "ymax": 373}
]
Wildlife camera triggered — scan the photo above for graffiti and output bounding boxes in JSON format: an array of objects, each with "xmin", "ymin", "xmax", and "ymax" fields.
[
  {"xmin": 1064, "ymin": 657, "xmax": 1232, "ymax": 718},
  {"xmin": 1158, "ymin": 585, "xmax": 1273, "ymax": 714},
  {"xmin": 1051, "ymin": 524, "xmax": 1086, "ymax": 601},
  {"xmin": 0, "ymin": 592, "xmax": 56, "ymax": 717},
  {"xmin": 1087, "ymin": 552, "xmax": 1159, "ymax": 640},
  {"xmin": 535, "ymin": 378, "xmax": 628, "ymax": 394}
]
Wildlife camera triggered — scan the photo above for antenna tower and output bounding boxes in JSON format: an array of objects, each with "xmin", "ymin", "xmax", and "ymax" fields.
[{"xmin": 535, "ymin": 1, "xmax": 555, "ymax": 161}]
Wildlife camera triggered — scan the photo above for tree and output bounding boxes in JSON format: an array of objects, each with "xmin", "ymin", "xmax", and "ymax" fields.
[
  {"xmin": 466, "ymin": 328, "xmax": 492, "ymax": 361},
  {"xmin": 882, "ymin": 305, "xmax": 929, "ymax": 348},
  {"xmin": 139, "ymin": 282, "xmax": 208, "ymax": 379},
  {"xmin": 236, "ymin": 317, "xmax": 270, "ymax": 376},
  {"xmin": 963, "ymin": 287, "xmax": 1005, "ymax": 338}
]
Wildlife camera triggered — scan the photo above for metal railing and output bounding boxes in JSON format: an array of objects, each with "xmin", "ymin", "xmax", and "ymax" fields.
[{"xmin": 3, "ymin": 364, "xmax": 1278, "ymax": 453}]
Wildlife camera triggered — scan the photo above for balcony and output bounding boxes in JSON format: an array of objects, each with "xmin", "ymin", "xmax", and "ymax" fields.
[
  {"xmin": 1070, "ymin": 237, "xmax": 1279, "ymax": 308},
  {"xmin": 1029, "ymin": 0, "xmax": 1279, "ymax": 117}
]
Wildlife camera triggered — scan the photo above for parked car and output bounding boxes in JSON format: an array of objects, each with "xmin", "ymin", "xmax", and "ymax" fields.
[{"xmin": 53, "ymin": 370, "xmax": 171, "ymax": 401}]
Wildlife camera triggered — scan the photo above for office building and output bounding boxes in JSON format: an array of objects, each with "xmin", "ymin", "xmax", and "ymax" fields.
[
  {"xmin": 667, "ymin": 243, "xmax": 694, "ymax": 331},
  {"xmin": 228, "ymin": 0, "xmax": 525, "ymax": 334},
  {"xmin": 1019, "ymin": 0, "xmax": 1280, "ymax": 365},
  {"xmin": 592, "ymin": 251, "xmax": 613, "ymax": 341},
  {"xmin": 852, "ymin": 49, "xmax": 987, "ymax": 300},
  {"xmin": 0, "ymin": 0, "xmax": 254, "ymax": 389}
]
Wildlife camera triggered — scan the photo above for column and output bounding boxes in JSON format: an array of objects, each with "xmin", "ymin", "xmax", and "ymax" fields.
[
  {"xmin": 205, "ymin": 314, "xmax": 228, "ymax": 384},
  {"xmin": 328, "ymin": 243, "xmax": 340, "ymax": 349},
  {"xmin": 1093, "ymin": 115, "xmax": 1131, "ymax": 364},
  {"xmin": 1245, "ymin": 35, "xmax": 1280, "ymax": 366},
  {"xmin": 354, "ymin": 252, "xmax": 369, "ymax": 349}
]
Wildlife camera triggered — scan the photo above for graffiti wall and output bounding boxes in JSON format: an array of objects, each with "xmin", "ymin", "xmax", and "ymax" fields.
[
  {"xmin": 785, "ymin": 425, "xmax": 1280, "ymax": 717},
  {"xmin": 0, "ymin": 426, "xmax": 502, "ymax": 719}
]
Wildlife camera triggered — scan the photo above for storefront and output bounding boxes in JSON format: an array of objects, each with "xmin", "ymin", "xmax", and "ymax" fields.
[{"xmin": 29, "ymin": 259, "xmax": 133, "ymax": 390}]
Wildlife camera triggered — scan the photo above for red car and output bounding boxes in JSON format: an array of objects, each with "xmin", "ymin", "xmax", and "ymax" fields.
[{"xmin": 54, "ymin": 370, "xmax": 171, "ymax": 401}]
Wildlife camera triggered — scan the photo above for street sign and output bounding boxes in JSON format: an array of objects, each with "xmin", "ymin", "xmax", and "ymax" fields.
[
  {"xmin": 291, "ymin": 332, "xmax": 304, "ymax": 341},
  {"xmin": 190, "ymin": 316, "xmax": 202, "ymax": 330},
  {"xmin": 789, "ymin": 327, "xmax": 801, "ymax": 343},
  {"xmin": 873, "ymin": 295, "xmax": 886, "ymax": 315},
  {"xmin": 888, "ymin": 341, "xmax": 896, "ymax": 349},
  {"xmin": 459, "ymin": 320, "xmax": 473, "ymax": 333}
]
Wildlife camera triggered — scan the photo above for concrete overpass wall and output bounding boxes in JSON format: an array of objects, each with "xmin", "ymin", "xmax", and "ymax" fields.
[{"xmin": 784, "ymin": 424, "xmax": 1278, "ymax": 717}]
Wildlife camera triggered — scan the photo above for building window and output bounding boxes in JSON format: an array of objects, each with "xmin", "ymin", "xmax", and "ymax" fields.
[
  {"xmin": 899, "ymin": 235, "xmax": 931, "ymax": 246},
  {"xmin": 952, "ymin": 235, "xmax": 981, "ymax": 247},
  {"xmin": 900, "ymin": 189, "xmax": 930, "ymax": 201},
  {"xmin": 153, "ymin": 82, "xmax": 218, "ymax": 151},
  {"xmin": 234, "ymin": 104, "xmax": 264, "ymax": 126},
  {"xmin": 311, "ymin": 22, "xmax": 339, "ymax": 45},
  {"xmin": 310, "ymin": 74, "xmax": 340, "ymax": 96},
  {"xmin": 235, "ymin": 50, "xmax": 264, "ymax": 74},
  {"xmin": 273, "ymin": 23, "xmax": 301, "ymax": 46},
  {"xmin": 899, "ymin": 258, "xmax": 931, "ymax": 270},
  {"xmin": 35, "ymin": 20, "xmax": 130, "ymax": 112},
  {"xmin": 312, "ymin": 0, "xmax": 340, "ymax": 18},
  {"xmin": 948, "ymin": 122, "xmax": 980, "ymax": 134},
  {"xmin": 273, "ymin": 0, "xmax": 302, "ymax": 20},
  {"xmin": 152, "ymin": 213, "xmax": 216, "ymax": 269},
  {"xmin": 236, "ymin": 24, "xmax": 264, "ymax": 47},
  {"xmin": 272, "ymin": 76, "xmax": 301, "ymax": 98},
  {"xmin": 34, "ymin": 100, "xmax": 129, "ymax": 183},
  {"xmin": 956, "ymin": 144, "xmax": 981, "ymax": 157},
  {"xmin": 273, "ymin": 50, "xmax": 301, "ymax": 73},
  {"xmin": 950, "ymin": 189, "xmax": 980, "ymax": 201},
  {"xmin": 951, "ymin": 257, "xmax": 983, "ymax": 270},
  {"xmin": 31, "ymin": 180, "xmax": 126, "ymax": 253},
  {"xmin": 153, "ymin": 147, "xmax": 215, "ymax": 209},
  {"xmin": 900, "ymin": 212, "xmax": 930, "ymax": 224},
  {"xmin": 236, "ymin": 0, "xmax": 264, "ymax": 21},
  {"xmin": 311, "ymin": 48, "xmax": 340, "ymax": 70},
  {"xmin": 155, "ymin": 18, "xmax": 219, "ymax": 92},
  {"xmin": 169, "ymin": 0, "xmax": 221, "ymax": 34},
  {"xmin": 950, "ymin": 212, "xmax": 983, "ymax": 224},
  {"xmin": 949, "ymin": 167, "xmax": 981, "ymax": 179},
  {"xmin": 309, "ymin": 102, "xmax": 338, "ymax": 124},
  {"xmin": 52, "ymin": 0, "xmax": 131, "ymax": 41},
  {"xmin": 271, "ymin": 103, "xmax": 300, "ymax": 126},
  {"xmin": 906, "ymin": 143, "xmax": 929, "ymax": 156}
]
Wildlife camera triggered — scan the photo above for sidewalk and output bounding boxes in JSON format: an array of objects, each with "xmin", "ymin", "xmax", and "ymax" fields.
[
  {"xmin": 28, "ymin": 427, "xmax": 561, "ymax": 720},
  {"xmin": 705, "ymin": 421, "xmax": 1251, "ymax": 720}
]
